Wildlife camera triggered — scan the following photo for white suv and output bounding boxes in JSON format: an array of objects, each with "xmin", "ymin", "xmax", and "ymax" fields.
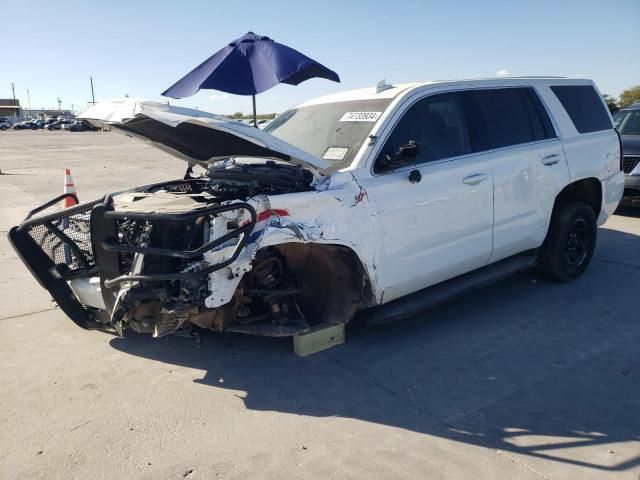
[{"xmin": 9, "ymin": 78, "xmax": 624, "ymax": 338}]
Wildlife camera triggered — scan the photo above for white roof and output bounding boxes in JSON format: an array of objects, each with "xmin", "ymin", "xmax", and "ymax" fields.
[
  {"xmin": 295, "ymin": 76, "xmax": 590, "ymax": 108},
  {"xmin": 296, "ymin": 83, "xmax": 423, "ymax": 107}
]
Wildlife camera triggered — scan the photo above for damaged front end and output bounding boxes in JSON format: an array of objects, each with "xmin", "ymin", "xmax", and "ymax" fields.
[
  {"xmin": 9, "ymin": 162, "xmax": 320, "ymax": 337},
  {"xmin": 10, "ymin": 99, "xmax": 377, "ymax": 339}
]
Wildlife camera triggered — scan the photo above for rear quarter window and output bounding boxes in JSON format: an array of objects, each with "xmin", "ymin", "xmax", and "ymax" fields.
[{"xmin": 550, "ymin": 85, "xmax": 612, "ymax": 134}]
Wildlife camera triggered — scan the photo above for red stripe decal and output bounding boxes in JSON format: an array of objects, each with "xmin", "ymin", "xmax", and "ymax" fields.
[{"xmin": 256, "ymin": 208, "xmax": 290, "ymax": 222}]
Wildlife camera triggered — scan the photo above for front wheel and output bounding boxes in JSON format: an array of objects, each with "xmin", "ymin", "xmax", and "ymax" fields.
[{"xmin": 539, "ymin": 201, "xmax": 597, "ymax": 282}]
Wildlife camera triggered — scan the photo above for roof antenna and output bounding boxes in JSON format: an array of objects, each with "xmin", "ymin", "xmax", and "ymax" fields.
[{"xmin": 376, "ymin": 79, "xmax": 393, "ymax": 93}]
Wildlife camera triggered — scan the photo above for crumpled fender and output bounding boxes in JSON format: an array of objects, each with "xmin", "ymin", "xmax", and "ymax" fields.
[{"xmin": 204, "ymin": 173, "xmax": 381, "ymax": 309}]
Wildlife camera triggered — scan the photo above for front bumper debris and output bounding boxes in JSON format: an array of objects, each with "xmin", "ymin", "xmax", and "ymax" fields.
[
  {"xmin": 9, "ymin": 193, "xmax": 103, "ymax": 329},
  {"xmin": 8, "ymin": 189, "xmax": 257, "ymax": 332}
]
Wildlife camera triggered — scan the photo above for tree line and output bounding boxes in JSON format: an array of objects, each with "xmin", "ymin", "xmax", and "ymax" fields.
[
  {"xmin": 603, "ymin": 85, "xmax": 640, "ymax": 113},
  {"xmin": 228, "ymin": 112, "xmax": 277, "ymax": 120}
]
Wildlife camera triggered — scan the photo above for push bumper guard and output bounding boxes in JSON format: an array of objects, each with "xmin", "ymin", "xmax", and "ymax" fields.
[
  {"xmin": 9, "ymin": 191, "xmax": 257, "ymax": 330},
  {"xmin": 9, "ymin": 193, "xmax": 103, "ymax": 329}
]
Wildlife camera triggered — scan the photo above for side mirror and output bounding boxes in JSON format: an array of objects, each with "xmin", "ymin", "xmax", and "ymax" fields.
[
  {"xmin": 399, "ymin": 140, "xmax": 420, "ymax": 158},
  {"xmin": 382, "ymin": 140, "xmax": 420, "ymax": 168}
]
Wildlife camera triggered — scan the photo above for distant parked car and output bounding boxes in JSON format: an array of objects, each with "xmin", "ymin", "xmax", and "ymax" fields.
[
  {"xmin": 48, "ymin": 119, "xmax": 73, "ymax": 130},
  {"xmin": 613, "ymin": 101, "xmax": 640, "ymax": 199},
  {"xmin": 0, "ymin": 117, "xmax": 12, "ymax": 130},
  {"xmin": 62, "ymin": 120, "xmax": 96, "ymax": 132},
  {"xmin": 12, "ymin": 120, "xmax": 38, "ymax": 130}
]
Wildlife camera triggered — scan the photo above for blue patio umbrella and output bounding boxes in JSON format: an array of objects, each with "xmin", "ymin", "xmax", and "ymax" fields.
[{"xmin": 162, "ymin": 32, "xmax": 340, "ymax": 126}]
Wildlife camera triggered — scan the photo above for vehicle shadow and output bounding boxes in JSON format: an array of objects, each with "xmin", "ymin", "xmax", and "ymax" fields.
[{"xmin": 110, "ymin": 227, "xmax": 640, "ymax": 475}]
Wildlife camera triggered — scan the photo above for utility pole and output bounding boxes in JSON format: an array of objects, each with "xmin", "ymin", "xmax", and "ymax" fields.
[
  {"xmin": 90, "ymin": 76, "xmax": 96, "ymax": 105},
  {"xmin": 11, "ymin": 83, "xmax": 18, "ymax": 119},
  {"xmin": 57, "ymin": 97, "xmax": 62, "ymax": 111},
  {"xmin": 26, "ymin": 88, "xmax": 31, "ymax": 119}
]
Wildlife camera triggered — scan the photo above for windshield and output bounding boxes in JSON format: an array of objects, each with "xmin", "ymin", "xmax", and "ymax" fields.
[
  {"xmin": 614, "ymin": 109, "xmax": 640, "ymax": 135},
  {"xmin": 265, "ymin": 99, "xmax": 392, "ymax": 169}
]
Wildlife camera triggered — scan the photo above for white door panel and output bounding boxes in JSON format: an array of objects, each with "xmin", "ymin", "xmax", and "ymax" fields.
[
  {"xmin": 562, "ymin": 130, "xmax": 620, "ymax": 181},
  {"xmin": 489, "ymin": 140, "xmax": 570, "ymax": 262},
  {"xmin": 362, "ymin": 155, "xmax": 493, "ymax": 303}
]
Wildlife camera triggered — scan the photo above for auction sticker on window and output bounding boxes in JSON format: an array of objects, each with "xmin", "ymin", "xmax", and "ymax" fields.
[
  {"xmin": 323, "ymin": 147, "xmax": 350, "ymax": 161},
  {"xmin": 339, "ymin": 111, "xmax": 382, "ymax": 122}
]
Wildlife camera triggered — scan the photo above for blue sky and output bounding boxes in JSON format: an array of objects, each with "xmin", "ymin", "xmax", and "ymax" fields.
[{"xmin": 1, "ymin": 0, "xmax": 638, "ymax": 115}]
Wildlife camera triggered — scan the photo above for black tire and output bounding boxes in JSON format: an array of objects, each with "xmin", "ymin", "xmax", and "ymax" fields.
[{"xmin": 539, "ymin": 201, "xmax": 597, "ymax": 281}]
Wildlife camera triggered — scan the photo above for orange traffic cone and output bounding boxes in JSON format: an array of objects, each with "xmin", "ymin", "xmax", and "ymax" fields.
[{"xmin": 63, "ymin": 168, "xmax": 78, "ymax": 207}]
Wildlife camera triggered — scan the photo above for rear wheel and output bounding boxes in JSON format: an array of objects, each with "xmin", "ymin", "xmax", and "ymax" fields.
[{"xmin": 539, "ymin": 201, "xmax": 597, "ymax": 281}]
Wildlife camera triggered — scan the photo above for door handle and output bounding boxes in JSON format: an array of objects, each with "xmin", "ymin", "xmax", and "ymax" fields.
[
  {"xmin": 463, "ymin": 173, "xmax": 488, "ymax": 185},
  {"xmin": 541, "ymin": 154, "xmax": 560, "ymax": 166}
]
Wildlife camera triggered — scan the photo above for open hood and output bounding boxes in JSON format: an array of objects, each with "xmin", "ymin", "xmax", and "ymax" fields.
[{"xmin": 79, "ymin": 99, "xmax": 330, "ymax": 174}]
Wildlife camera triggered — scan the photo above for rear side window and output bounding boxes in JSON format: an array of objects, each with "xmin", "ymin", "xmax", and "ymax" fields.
[
  {"xmin": 523, "ymin": 88, "xmax": 556, "ymax": 140},
  {"xmin": 550, "ymin": 85, "xmax": 612, "ymax": 134},
  {"xmin": 464, "ymin": 87, "xmax": 555, "ymax": 151}
]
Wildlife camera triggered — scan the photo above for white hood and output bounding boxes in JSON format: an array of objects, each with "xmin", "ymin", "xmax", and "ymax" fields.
[{"xmin": 79, "ymin": 99, "xmax": 329, "ymax": 173}]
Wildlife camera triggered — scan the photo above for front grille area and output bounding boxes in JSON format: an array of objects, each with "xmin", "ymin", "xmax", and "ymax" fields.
[
  {"xmin": 622, "ymin": 156, "xmax": 640, "ymax": 174},
  {"xmin": 24, "ymin": 209, "xmax": 95, "ymax": 273}
]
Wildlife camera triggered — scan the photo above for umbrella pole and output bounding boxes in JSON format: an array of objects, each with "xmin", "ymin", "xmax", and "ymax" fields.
[{"xmin": 252, "ymin": 95, "xmax": 257, "ymax": 128}]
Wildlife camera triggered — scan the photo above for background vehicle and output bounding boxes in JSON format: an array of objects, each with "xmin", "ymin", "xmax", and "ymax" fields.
[
  {"xmin": 48, "ymin": 119, "xmax": 73, "ymax": 130},
  {"xmin": 613, "ymin": 101, "xmax": 640, "ymax": 200},
  {"xmin": 12, "ymin": 120, "xmax": 39, "ymax": 130},
  {"xmin": 9, "ymin": 78, "xmax": 624, "ymax": 339},
  {"xmin": 62, "ymin": 120, "xmax": 95, "ymax": 132},
  {"xmin": 0, "ymin": 117, "xmax": 12, "ymax": 130}
]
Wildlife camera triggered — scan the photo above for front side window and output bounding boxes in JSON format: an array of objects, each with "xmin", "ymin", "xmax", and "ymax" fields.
[{"xmin": 374, "ymin": 92, "xmax": 471, "ymax": 173}]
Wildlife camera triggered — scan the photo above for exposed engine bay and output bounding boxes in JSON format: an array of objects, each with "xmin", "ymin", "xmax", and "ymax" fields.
[
  {"xmin": 100, "ymin": 161, "xmax": 313, "ymax": 337},
  {"xmin": 98, "ymin": 161, "xmax": 318, "ymax": 337},
  {"xmin": 10, "ymin": 160, "xmax": 369, "ymax": 338}
]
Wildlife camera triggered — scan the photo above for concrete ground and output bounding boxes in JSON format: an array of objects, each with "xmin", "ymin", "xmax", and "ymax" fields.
[{"xmin": 0, "ymin": 130, "xmax": 638, "ymax": 480}]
